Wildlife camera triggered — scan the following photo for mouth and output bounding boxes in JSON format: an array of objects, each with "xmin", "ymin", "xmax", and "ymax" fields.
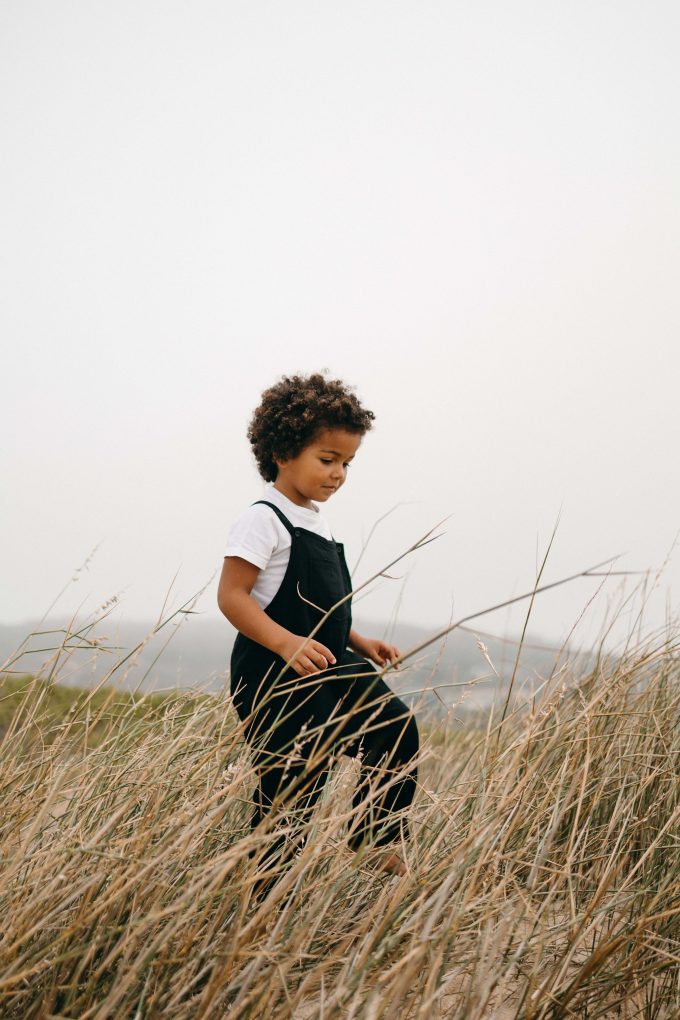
[{"xmin": 323, "ymin": 486, "xmax": 337, "ymax": 491}]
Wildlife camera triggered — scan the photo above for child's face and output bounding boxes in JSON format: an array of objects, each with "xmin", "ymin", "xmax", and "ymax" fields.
[{"xmin": 273, "ymin": 428, "xmax": 362, "ymax": 507}]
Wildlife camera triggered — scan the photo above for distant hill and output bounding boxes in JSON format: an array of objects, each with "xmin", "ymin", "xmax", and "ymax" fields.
[{"xmin": 0, "ymin": 613, "xmax": 590, "ymax": 721}]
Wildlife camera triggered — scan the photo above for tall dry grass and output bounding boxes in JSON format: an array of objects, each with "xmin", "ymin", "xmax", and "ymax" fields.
[{"xmin": 1, "ymin": 594, "xmax": 679, "ymax": 1018}]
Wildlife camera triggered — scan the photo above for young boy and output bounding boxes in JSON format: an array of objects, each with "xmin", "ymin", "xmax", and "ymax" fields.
[{"xmin": 218, "ymin": 371, "xmax": 419, "ymax": 888}]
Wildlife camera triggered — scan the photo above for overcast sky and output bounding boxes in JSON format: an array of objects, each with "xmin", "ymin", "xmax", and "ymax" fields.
[{"xmin": 2, "ymin": 1, "xmax": 678, "ymax": 654}]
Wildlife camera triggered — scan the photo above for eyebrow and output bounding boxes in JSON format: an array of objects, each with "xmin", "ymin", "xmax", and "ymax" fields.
[{"xmin": 320, "ymin": 449, "xmax": 355, "ymax": 458}]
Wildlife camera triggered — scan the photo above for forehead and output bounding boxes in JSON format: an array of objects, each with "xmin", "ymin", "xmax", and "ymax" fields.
[{"xmin": 310, "ymin": 428, "xmax": 362, "ymax": 456}]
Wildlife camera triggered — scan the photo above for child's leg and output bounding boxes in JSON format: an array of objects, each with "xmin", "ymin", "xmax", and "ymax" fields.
[
  {"xmin": 347, "ymin": 711, "xmax": 419, "ymax": 852},
  {"xmin": 248, "ymin": 749, "xmax": 332, "ymax": 890},
  {"xmin": 240, "ymin": 672, "xmax": 344, "ymax": 885},
  {"xmin": 329, "ymin": 649, "xmax": 420, "ymax": 854}
]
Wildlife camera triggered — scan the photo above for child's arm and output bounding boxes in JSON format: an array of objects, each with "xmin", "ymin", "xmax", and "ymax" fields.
[{"xmin": 218, "ymin": 556, "xmax": 338, "ymax": 678}]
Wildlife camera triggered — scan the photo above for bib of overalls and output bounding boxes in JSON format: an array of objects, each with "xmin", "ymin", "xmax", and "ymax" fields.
[{"xmin": 230, "ymin": 500, "xmax": 353, "ymax": 706}]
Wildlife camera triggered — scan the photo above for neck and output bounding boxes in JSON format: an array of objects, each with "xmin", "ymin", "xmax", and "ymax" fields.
[{"xmin": 272, "ymin": 481, "xmax": 316, "ymax": 511}]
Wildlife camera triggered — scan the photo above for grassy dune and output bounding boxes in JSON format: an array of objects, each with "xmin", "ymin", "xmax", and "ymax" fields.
[{"xmin": 0, "ymin": 624, "xmax": 679, "ymax": 1018}]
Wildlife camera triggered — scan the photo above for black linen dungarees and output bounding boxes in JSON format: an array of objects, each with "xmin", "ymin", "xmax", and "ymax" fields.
[{"xmin": 230, "ymin": 500, "xmax": 419, "ymax": 882}]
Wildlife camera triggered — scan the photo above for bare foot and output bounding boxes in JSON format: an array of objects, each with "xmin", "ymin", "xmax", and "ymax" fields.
[{"xmin": 363, "ymin": 850, "xmax": 407, "ymax": 876}]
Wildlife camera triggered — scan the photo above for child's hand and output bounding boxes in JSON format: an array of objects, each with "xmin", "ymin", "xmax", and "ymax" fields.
[
  {"xmin": 360, "ymin": 637, "xmax": 402, "ymax": 670},
  {"xmin": 278, "ymin": 633, "xmax": 338, "ymax": 678}
]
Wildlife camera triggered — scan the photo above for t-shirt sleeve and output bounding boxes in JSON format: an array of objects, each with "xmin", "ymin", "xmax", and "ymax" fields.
[{"xmin": 224, "ymin": 505, "xmax": 280, "ymax": 571}]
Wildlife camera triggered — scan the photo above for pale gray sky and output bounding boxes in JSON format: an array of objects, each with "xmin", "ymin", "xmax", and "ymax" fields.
[{"xmin": 2, "ymin": 1, "xmax": 679, "ymax": 651}]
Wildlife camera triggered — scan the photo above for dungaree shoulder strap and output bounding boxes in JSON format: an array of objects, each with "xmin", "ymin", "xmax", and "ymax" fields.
[
  {"xmin": 251, "ymin": 500, "xmax": 295, "ymax": 536},
  {"xmin": 251, "ymin": 499, "xmax": 337, "ymax": 543}
]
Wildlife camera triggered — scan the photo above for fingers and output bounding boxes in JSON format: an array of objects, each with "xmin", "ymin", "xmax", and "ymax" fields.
[
  {"xmin": 293, "ymin": 656, "xmax": 316, "ymax": 677},
  {"xmin": 380, "ymin": 645, "xmax": 401, "ymax": 668},
  {"xmin": 308, "ymin": 642, "xmax": 336, "ymax": 671},
  {"xmin": 295, "ymin": 642, "xmax": 337, "ymax": 677},
  {"xmin": 316, "ymin": 642, "xmax": 336, "ymax": 666}
]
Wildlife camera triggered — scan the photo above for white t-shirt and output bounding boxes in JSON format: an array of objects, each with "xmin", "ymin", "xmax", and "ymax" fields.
[{"xmin": 225, "ymin": 482, "xmax": 335, "ymax": 610}]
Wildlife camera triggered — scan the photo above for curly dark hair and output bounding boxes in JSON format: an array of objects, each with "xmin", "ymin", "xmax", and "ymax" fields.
[{"xmin": 247, "ymin": 371, "xmax": 376, "ymax": 482}]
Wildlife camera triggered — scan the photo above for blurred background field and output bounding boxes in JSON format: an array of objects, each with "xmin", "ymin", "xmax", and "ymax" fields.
[{"xmin": 0, "ymin": 611, "xmax": 591, "ymax": 718}]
